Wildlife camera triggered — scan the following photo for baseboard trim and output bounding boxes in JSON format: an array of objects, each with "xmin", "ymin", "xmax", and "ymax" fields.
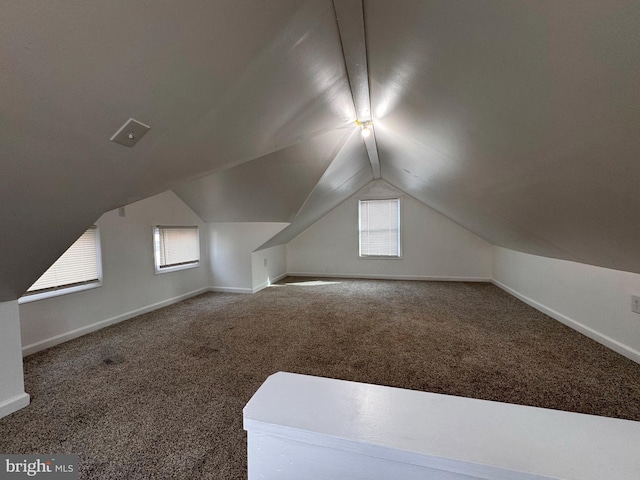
[
  {"xmin": 0, "ymin": 392, "xmax": 30, "ymax": 419},
  {"xmin": 252, "ymin": 272, "xmax": 289, "ymax": 293},
  {"xmin": 286, "ymin": 272, "xmax": 492, "ymax": 282},
  {"xmin": 492, "ymin": 279, "xmax": 640, "ymax": 365},
  {"xmin": 21, "ymin": 287, "xmax": 210, "ymax": 357},
  {"xmin": 209, "ymin": 286, "xmax": 254, "ymax": 294}
]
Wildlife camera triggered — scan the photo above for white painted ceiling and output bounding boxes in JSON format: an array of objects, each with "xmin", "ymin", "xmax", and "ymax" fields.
[
  {"xmin": 0, "ymin": 1, "xmax": 638, "ymax": 301},
  {"xmin": 368, "ymin": 0, "xmax": 640, "ymax": 272}
]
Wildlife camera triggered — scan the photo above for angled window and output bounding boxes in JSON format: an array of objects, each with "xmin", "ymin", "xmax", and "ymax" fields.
[
  {"xmin": 153, "ymin": 226, "xmax": 200, "ymax": 273},
  {"xmin": 22, "ymin": 226, "xmax": 102, "ymax": 302},
  {"xmin": 358, "ymin": 198, "xmax": 401, "ymax": 258}
]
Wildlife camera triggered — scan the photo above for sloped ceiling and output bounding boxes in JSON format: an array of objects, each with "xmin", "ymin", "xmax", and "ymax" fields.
[
  {"xmin": 1, "ymin": 1, "xmax": 639, "ymax": 301},
  {"xmin": 0, "ymin": 1, "xmax": 355, "ymax": 301},
  {"xmin": 258, "ymin": 129, "xmax": 373, "ymax": 250},
  {"xmin": 367, "ymin": 0, "xmax": 640, "ymax": 272},
  {"xmin": 173, "ymin": 128, "xmax": 358, "ymax": 223}
]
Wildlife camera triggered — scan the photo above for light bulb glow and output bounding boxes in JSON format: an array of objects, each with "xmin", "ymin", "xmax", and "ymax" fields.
[{"xmin": 361, "ymin": 126, "xmax": 371, "ymax": 138}]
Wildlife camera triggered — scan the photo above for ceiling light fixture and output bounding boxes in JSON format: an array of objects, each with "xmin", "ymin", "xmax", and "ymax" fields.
[{"xmin": 356, "ymin": 119, "xmax": 373, "ymax": 138}]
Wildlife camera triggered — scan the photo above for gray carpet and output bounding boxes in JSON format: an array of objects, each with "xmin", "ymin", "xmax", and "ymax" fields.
[{"xmin": 2, "ymin": 278, "xmax": 640, "ymax": 479}]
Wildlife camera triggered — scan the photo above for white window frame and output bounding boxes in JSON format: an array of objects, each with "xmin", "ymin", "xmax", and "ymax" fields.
[
  {"xmin": 358, "ymin": 197, "xmax": 402, "ymax": 259},
  {"xmin": 19, "ymin": 226, "xmax": 103, "ymax": 304},
  {"xmin": 153, "ymin": 225, "xmax": 201, "ymax": 274}
]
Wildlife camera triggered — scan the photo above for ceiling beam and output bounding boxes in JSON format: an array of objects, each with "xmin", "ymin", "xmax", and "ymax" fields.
[{"xmin": 333, "ymin": 0, "xmax": 381, "ymax": 179}]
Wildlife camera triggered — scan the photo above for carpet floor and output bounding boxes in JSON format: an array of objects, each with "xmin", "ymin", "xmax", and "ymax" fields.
[{"xmin": 1, "ymin": 278, "xmax": 640, "ymax": 479}]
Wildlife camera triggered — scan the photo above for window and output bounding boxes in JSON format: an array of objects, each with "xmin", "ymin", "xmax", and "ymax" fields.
[
  {"xmin": 22, "ymin": 226, "xmax": 102, "ymax": 302},
  {"xmin": 153, "ymin": 226, "xmax": 200, "ymax": 273},
  {"xmin": 358, "ymin": 198, "xmax": 401, "ymax": 258}
]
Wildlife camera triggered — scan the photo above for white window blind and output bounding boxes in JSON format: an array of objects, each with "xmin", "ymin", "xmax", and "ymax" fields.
[
  {"xmin": 27, "ymin": 226, "xmax": 100, "ymax": 293},
  {"xmin": 359, "ymin": 198, "xmax": 400, "ymax": 257},
  {"xmin": 154, "ymin": 226, "xmax": 200, "ymax": 271}
]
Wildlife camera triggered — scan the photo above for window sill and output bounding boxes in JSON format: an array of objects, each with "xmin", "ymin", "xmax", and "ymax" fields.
[
  {"xmin": 19, "ymin": 281, "xmax": 102, "ymax": 304},
  {"xmin": 154, "ymin": 262, "xmax": 200, "ymax": 275}
]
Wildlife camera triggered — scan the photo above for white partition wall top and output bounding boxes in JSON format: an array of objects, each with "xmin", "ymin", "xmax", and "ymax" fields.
[{"xmin": 244, "ymin": 372, "xmax": 640, "ymax": 480}]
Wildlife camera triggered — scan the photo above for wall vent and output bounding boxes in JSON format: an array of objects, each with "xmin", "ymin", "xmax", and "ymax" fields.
[{"xmin": 110, "ymin": 118, "xmax": 150, "ymax": 147}]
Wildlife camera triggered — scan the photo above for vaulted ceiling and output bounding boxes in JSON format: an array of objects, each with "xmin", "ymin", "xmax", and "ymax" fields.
[{"xmin": 1, "ymin": 1, "xmax": 638, "ymax": 301}]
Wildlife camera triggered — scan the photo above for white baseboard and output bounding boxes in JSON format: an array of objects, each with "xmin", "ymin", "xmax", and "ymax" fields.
[
  {"xmin": 209, "ymin": 286, "xmax": 254, "ymax": 294},
  {"xmin": 211, "ymin": 272, "xmax": 289, "ymax": 295},
  {"xmin": 0, "ymin": 392, "xmax": 30, "ymax": 419},
  {"xmin": 492, "ymin": 279, "xmax": 640, "ymax": 365},
  {"xmin": 214, "ymin": 272, "xmax": 488, "ymax": 293},
  {"xmin": 21, "ymin": 287, "xmax": 210, "ymax": 356},
  {"xmin": 286, "ymin": 272, "xmax": 491, "ymax": 282},
  {"xmin": 252, "ymin": 272, "xmax": 289, "ymax": 293},
  {"xmin": 252, "ymin": 283, "xmax": 269, "ymax": 293}
]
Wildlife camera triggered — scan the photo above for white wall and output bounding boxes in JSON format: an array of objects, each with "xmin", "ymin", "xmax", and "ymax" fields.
[
  {"xmin": 19, "ymin": 191, "xmax": 210, "ymax": 355},
  {"xmin": 252, "ymin": 245, "xmax": 287, "ymax": 292},
  {"xmin": 0, "ymin": 300, "xmax": 30, "ymax": 418},
  {"xmin": 493, "ymin": 247, "xmax": 640, "ymax": 364},
  {"xmin": 208, "ymin": 223, "xmax": 288, "ymax": 293},
  {"xmin": 287, "ymin": 181, "xmax": 493, "ymax": 280}
]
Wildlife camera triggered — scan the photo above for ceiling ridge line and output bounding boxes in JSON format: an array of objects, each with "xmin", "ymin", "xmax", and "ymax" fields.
[{"xmin": 333, "ymin": 0, "xmax": 381, "ymax": 179}]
